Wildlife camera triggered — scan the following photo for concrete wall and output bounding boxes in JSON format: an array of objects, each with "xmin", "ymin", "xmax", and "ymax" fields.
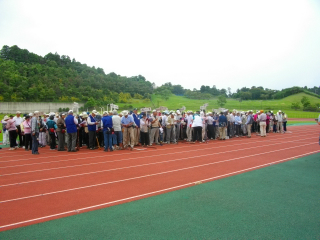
[{"xmin": 0, "ymin": 102, "xmax": 84, "ymax": 114}]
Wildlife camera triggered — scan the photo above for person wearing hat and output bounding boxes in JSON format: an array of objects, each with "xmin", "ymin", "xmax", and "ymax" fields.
[
  {"xmin": 132, "ymin": 108, "xmax": 141, "ymax": 146},
  {"xmin": 234, "ymin": 112, "xmax": 242, "ymax": 137},
  {"xmin": 87, "ymin": 110, "xmax": 99, "ymax": 150},
  {"xmin": 22, "ymin": 115, "xmax": 32, "ymax": 151},
  {"xmin": 166, "ymin": 111, "xmax": 176, "ymax": 144},
  {"xmin": 46, "ymin": 114, "xmax": 58, "ymax": 150},
  {"xmin": 79, "ymin": 113, "xmax": 89, "ymax": 148},
  {"xmin": 56, "ymin": 113, "xmax": 66, "ymax": 151},
  {"xmin": 1, "ymin": 116, "xmax": 10, "ymax": 146},
  {"xmin": 101, "ymin": 111, "xmax": 113, "ymax": 152},
  {"xmin": 65, "ymin": 110, "xmax": 78, "ymax": 152},
  {"xmin": 149, "ymin": 110, "xmax": 161, "ymax": 145},
  {"xmin": 13, "ymin": 111, "xmax": 24, "ymax": 148},
  {"xmin": 31, "ymin": 111, "xmax": 40, "ymax": 154},
  {"xmin": 276, "ymin": 110, "xmax": 283, "ymax": 133},
  {"xmin": 161, "ymin": 111, "xmax": 168, "ymax": 142},
  {"xmin": 121, "ymin": 110, "xmax": 135, "ymax": 150}
]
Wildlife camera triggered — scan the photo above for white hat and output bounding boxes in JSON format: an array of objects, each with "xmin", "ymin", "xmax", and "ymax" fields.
[
  {"xmin": 123, "ymin": 110, "xmax": 129, "ymax": 116},
  {"xmin": 68, "ymin": 110, "xmax": 73, "ymax": 114},
  {"xmin": 49, "ymin": 112, "xmax": 55, "ymax": 116},
  {"xmin": 176, "ymin": 110, "xmax": 181, "ymax": 114},
  {"xmin": 279, "ymin": 110, "xmax": 282, "ymax": 112},
  {"xmin": 3, "ymin": 115, "xmax": 9, "ymax": 121},
  {"xmin": 103, "ymin": 111, "xmax": 108, "ymax": 115},
  {"xmin": 82, "ymin": 113, "xmax": 88, "ymax": 118},
  {"xmin": 113, "ymin": 110, "xmax": 118, "ymax": 115},
  {"xmin": 152, "ymin": 109, "xmax": 157, "ymax": 112},
  {"xmin": 34, "ymin": 111, "xmax": 39, "ymax": 114},
  {"xmin": 92, "ymin": 110, "xmax": 98, "ymax": 114},
  {"xmin": 16, "ymin": 111, "xmax": 21, "ymax": 114},
  {"xmin": 61, "ymin": 112, "xmax": 66, "ymax": 116}
]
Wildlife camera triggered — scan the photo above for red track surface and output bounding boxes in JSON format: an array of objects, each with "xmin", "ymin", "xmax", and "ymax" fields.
[{"xmin": 0, "ymin": 125, "xmax": 319, "ymax": 231}]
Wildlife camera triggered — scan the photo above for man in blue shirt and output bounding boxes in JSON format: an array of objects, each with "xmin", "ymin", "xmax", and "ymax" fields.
[
  {"xmin": 132, "ymin": 108, "xmax": 140, "ymax": 146},
  {"xmin": 121, "ymin": 111, "xmax": 134, "ymax": 150},
  {"xmin": 101, "ymin": 111, "xmax": 113, "ymax": 152},
  {"xmin": 218, "ymin": 112, "xmax": 228, "ymax": 140},
  {"xmin": 65, "ymin": 110, "xmax": 78, "ymax": 152}
]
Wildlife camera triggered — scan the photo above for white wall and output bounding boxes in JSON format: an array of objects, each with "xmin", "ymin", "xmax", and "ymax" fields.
[{"xmin": 0, "ymin": 102, "xmax": 84, "ymax": 114}]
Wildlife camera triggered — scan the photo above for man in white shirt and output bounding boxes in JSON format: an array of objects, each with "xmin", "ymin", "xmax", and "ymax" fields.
[
  {"xmin": 258, "ymin": 110, "xmax": 267, "ymax": 137},
  {"xmin": 276, "ymin": 110, "xmax": 283, "ymax": 133},
  {"xmin": 13, "ymin": 111, "xmax": 24, "ymax": 147},
  {"xmin": 175, "ymin": 110, "xmax": 182, "ymax": 142}
]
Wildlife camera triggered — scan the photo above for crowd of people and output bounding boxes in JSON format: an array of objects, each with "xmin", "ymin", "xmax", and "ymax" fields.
[{"xmin": 0, "ymin": 108, "xmax": 293, "ymax": 153}]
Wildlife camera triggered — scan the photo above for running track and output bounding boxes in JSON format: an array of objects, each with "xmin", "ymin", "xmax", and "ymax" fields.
[{"xmin": 0, "ymin": 125, "xmax": 319, "ymax": 231}]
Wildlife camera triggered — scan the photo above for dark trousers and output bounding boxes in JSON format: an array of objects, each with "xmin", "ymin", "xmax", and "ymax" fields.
[
  {"xmin": 9, "ymin": 130, "xmax": 17, "ymax": 148},
  {"xmin": 235, "ymin": 124, "xmax": 241, "ymax": 136},
  {"xmin": 49, "ymin": 133, "xmax": 56, "ymax": 149},
  {"xmin": 16, "ymin": 125, "xmax": 24, "ymax": 146},
  {"xmin": 98, "ymin": 131, "xmax": 104, "ymax": 147},
  {"xmin": 57, "ymin": 131, "xmax": 65, "ymax": 150},
  {"xmin": 88, "ymin": 131, "xmax": 96, "ymax": 149},
  {"xmin": 192, "ymin": 126, "xmax": 202, "ymax": 142},
  {"xmin": 32, "ymin": 132, "xmax": 39, "ymax": 153},
  {"xmin": 24, "ymin": 134, "xmax": 32, "ymax": 150},
  {"xmin": 140, "ymin": 131, "xmax": 149, "ymax": 145},
  {"xmin": 283, "ymin": 122, "xmax": 287, "ymax": 132},
  {"xmin": 207, "ymin": 124, "xmax": 214, "ymax": 139},
  {"xmin": 79, "ymin": 128, "xmax": 84, "ymax": 147},
  {"xmin": 273, "ymin": 123, "xmax": 277, "ymax": 133}
]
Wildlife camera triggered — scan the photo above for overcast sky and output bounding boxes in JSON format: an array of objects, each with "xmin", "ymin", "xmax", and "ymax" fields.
[{"xmin": 0, "ymin": 0, "xmax": 319, "ymax": 92}]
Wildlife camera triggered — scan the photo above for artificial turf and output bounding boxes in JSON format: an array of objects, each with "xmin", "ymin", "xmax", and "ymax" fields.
[{"xmin": 0, "ymin": 153, "xmax": 319, "ymax": 239}]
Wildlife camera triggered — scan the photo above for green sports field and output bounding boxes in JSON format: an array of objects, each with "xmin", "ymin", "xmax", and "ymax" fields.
[{"xmin": 1, "ymin": 152, "xmax": 319, "ymax": 239}]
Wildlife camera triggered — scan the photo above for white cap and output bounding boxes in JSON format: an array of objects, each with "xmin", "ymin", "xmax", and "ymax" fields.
[
  {"xmin": 123, "ymin": 110, "xmax": 129, "ymax": 116},
  {"xmin": 16, "ymin": 111, "xmax": 21, "ymax": 114},
  {"xmin": 68, "ymin": 110, "xmax": 73, "ymax": 114},
  {"xmin": 176, "ymin": 110, "xmax": 181, "ymax": 114},
  {"xmin": 92, "ymin": 110, "xmax": 98, "ymax": 114},
  {"xmin": 103, "ymin": 111, "xmax": 108, "ymax": 115}
]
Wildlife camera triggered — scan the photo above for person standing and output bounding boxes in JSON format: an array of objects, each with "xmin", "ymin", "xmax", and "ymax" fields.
[
  {"xmin": 276, "ymin": 110, "xmax": 283, "ymax": 133},
  {"xmin": 234, "ymin": 112, "xmax": 242, "ymax": 137},
  {"xmin": 186, "ymin": 111, "xmax": 193, "ymax": 142},
  {"xmin": 140, "ymin": 113, "xmax": 150, "ymax": 147},
  {"xmin": 7, "ymin": 115, "xmax": 17, "ymax": 150},
  {"xmin": 132, "ymin": 108, "xmax": 141, "ymax": 146},
  {"xmin": 166, "ymin": 112, "xmax": 176, "ymax": 144},
  {"xmin": 56, "ymin": 113, "xmax": 66, "ymax": 151},
  {"xmin": 46, "ymin": 115, "xmax": 58, "ymax": 150},
  {"xmin": 150, "ymin": 110, "xmax": 160, "ymax": 145},
  {"xmin": 282, "ymin": 112, "xmax": 288, "ymax": 133},
  {"xmin": 112, "ymin": 110, "xmax": 123, "ymax": 150},
  {"xmin": 121, "ymin": 111, "xmax": 135, "ymax": 150},
  {"xmin": 218, "ymin": 112, "xmax": 227, "ymax": 140},
  {"xmin": 13, "ymin": 111, "xmax": 24, "ymax": 148},
  {"xmin": 101, "ymin": 111, "xmax": 113, "ymax": 152},
  {"xmin": 258, "ymin": 110, "xmax": 267, "ymax": 137},
  {"xmin": 87, "ymin": 110, "xmax": 99, "ymax": 150},
  {"xmin": 175, "ymin": 110, "xmax": 182, "ymax": 141},
  {"xmin": 1, "ymin": 116, "xmax": 10, "ymax": 146},
  {"xmin": 207, "ymin": 112, "xmax": 214, "ymax": 139},
  {"xmin": 192, "ymin": 112, "xmax": 203, "ymax": 143},
  {"xmin": 31, "ymin": 111, "xmax": 40, "ymax": 154},
  {"xmin": 65, "ymin": 110, "xmax": 78, "ymax": 152},
  {"xmin": 246, "ymin": 111, "xmax": 253, "ymax": 138},
  {"xmin": 22, "ymin": 115, "xmax": 32, "ymax": 151}
]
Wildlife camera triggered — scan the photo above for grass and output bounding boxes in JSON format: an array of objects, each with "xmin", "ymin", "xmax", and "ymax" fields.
[{"xmin": 116, "ymin": 92, "xmax": 320, "ymax": 118}]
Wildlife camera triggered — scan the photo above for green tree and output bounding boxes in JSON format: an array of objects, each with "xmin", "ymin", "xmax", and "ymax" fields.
[
  {"xmin": 291, "ymin": 102, "xmax": 301, "ymax": 110},
  {"xmin": 301, "ymin": 96, "xmax": 311, "ymax": 108},
  {"xmin": 217, "ymin": 95, "xmax": 227, "ymax": 107}
]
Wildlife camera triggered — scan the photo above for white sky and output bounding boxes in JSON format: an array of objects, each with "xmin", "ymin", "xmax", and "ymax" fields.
[{"xmin": 0, "ymin": 0, "xmax": 320, "ymax": 92}]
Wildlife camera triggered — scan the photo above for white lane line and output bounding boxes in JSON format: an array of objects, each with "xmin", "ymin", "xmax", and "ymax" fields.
[
  {"xmin": 0, "ymin": 137, "xmax": 313, "ymax": 177},
  {"xmin": 0, "ymin": 132, "xmax": 315, "ymax": 170},
  {"xmin": 0, "ymin": 128, "xmax": 316, "ymax": 162},
  {"xmin": 0, "ymin": 150, "xmax": 318, "ymax": 231},
  {"xmin": 0, "ymin": 142, "xmax": 316, "ymax": 203}
]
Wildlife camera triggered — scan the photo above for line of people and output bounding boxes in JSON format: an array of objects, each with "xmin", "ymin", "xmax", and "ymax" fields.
[{"xmin": 1, "ymin": 109, "xmax": 288, "ymax": 152}]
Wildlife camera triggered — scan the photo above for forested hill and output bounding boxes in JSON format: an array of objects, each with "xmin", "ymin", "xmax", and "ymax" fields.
[{"xmin": 0, "ymin": 45, "xmax": 153, "ymax": 104}]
